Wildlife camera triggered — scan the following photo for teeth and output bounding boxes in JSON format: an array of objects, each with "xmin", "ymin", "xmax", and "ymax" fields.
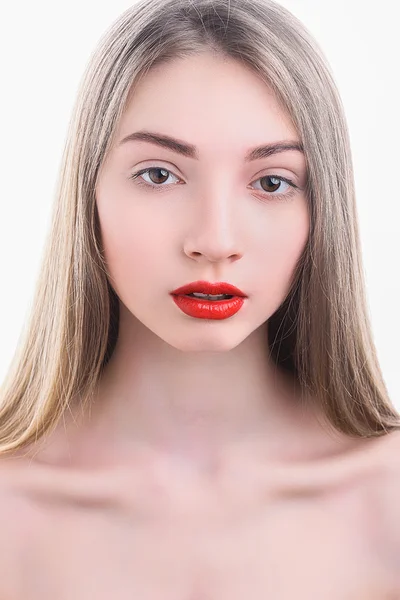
[{"xmin": 190, "ymin": 293, "xmax": 232, "ymax": 300}]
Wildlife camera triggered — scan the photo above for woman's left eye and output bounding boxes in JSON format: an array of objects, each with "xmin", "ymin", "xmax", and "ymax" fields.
[{"xmin": 129, "ymin": 166, "xmax": 298, "ymax": 200}]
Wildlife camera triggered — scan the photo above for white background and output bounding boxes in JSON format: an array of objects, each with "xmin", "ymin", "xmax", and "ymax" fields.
[{"xmin": 0, "ymin": 1, "xmax": 398, "ymax": 409}]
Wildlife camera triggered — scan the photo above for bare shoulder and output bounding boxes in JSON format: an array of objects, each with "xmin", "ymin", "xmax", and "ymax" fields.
[
  {"xmin": 373, "ymin": 430, "xmax": 400, "ymax": 570},
  {"xmin": 0, "ymin": 454, "xmax": 34, "ymax": 536},
  {"xmin": 0, "ymin": 454, "xmax": 24, "ymax": 513},
  {"xmin": 0, "ymin": 456, "xmax": 32, "ymax": 598}
]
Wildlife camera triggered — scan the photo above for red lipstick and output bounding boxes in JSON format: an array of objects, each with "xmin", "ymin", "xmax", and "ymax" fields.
[{"xmin": 170, "ymin": 280, "xmax": 247, "ymax": 320}]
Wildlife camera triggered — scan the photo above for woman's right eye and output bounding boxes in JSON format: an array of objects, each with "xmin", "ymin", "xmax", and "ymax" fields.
[{"xmin": 129, "ymin": 167, "xmax": 180, "ymax": 191}]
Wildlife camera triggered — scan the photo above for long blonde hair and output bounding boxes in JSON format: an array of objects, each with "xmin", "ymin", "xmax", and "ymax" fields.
[{"xmin": 1, "ymin": 0, "xmax": 399, "ymax": 456}]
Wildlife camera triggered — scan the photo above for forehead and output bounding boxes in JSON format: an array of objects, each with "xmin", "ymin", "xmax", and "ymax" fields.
[{"xmin": 116, "ymin": 53, "xmax": 299, "ymax": 157}]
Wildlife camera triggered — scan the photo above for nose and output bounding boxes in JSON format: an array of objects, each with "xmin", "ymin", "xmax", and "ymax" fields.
[{"xmin": 183, "ymin": 193, "xmax": 244, "ymax": 264}]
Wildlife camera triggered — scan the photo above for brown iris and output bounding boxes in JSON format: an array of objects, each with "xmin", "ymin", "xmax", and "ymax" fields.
[
  {"xmin": 147, "ymin": 168, "xmax": 170, "ymax": 184},
  {"xmin": 260, "ymin": 176, "xmax": 281, "ymax": 193}
]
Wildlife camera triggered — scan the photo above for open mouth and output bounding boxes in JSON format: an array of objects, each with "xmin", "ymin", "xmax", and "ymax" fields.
[
  {"xmin": 170, "ymin": 280, "xmax": 246, "ymax": 299},
  {"xmin": 186, "ymin": 293, "xmax": 234, "ymax": 300}
]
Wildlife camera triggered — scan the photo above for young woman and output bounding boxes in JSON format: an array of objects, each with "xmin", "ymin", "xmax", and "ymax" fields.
[{"xmin": 0, "ymin": 0, "xmax": 399, "ymax": 597}]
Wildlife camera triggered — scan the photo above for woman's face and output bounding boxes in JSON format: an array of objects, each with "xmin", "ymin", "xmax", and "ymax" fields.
[{"xmin": 95, "ymin": 52, "xmax": 309, "ymax": 352}]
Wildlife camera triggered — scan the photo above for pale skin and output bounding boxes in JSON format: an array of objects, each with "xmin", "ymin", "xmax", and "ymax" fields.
[{"xmin": 0, "ymin": 52, "xmax": 400, "ymax": 598}]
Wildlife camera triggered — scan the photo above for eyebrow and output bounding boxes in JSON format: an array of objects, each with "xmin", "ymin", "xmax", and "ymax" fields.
[{"xmin": 118, "ymin": 130, "xmax": 304, "ymax": 162}]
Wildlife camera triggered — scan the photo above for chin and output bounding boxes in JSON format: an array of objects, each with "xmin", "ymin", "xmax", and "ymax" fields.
[{"xmin": 158, "ymin": 326, "xmax": 250, "ymax": 353}]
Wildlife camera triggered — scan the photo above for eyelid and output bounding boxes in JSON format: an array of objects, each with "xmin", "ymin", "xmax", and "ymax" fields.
[{"xmin": 129, "ymin": 161, "xmax": 183, "ymax": 179}]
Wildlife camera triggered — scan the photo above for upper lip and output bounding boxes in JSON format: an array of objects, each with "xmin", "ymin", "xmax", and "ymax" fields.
[{"xmin": 170, "ymin": 280, "xmax": 247, "ymax": 297}]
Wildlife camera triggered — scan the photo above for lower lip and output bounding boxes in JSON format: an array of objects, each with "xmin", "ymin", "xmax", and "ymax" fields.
[{"xmin": 171, "ymin": 294, "xmax": 246, "ymax": 320}]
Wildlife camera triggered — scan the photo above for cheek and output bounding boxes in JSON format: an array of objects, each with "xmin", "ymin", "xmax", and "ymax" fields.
[
  {"xmin": 96, "ymin": 199, "xmax": 169, "ymax": 296},
  {"xmin": 254, "ymin": 206, "xmax": 309, "ymax": 293},
  {"xmin": 270, "ymin": 216, "xmax": 308, "ymax": 263}
]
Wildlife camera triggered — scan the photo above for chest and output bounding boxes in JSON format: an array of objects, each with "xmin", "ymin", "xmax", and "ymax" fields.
[{"xmin": 5, "ymin": 484, "xmax": 397, "ymax": 600}]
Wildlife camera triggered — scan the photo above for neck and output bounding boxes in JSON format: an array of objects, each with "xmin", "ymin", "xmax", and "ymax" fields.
[{"xmin": 73, "ymin": 309, "xmax": 319, "ymax": 469}]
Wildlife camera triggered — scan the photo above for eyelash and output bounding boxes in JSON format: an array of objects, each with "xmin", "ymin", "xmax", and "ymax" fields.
[{"xmin": 129, "ymin": 166, "xmax": 298, "ymax": 202}]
